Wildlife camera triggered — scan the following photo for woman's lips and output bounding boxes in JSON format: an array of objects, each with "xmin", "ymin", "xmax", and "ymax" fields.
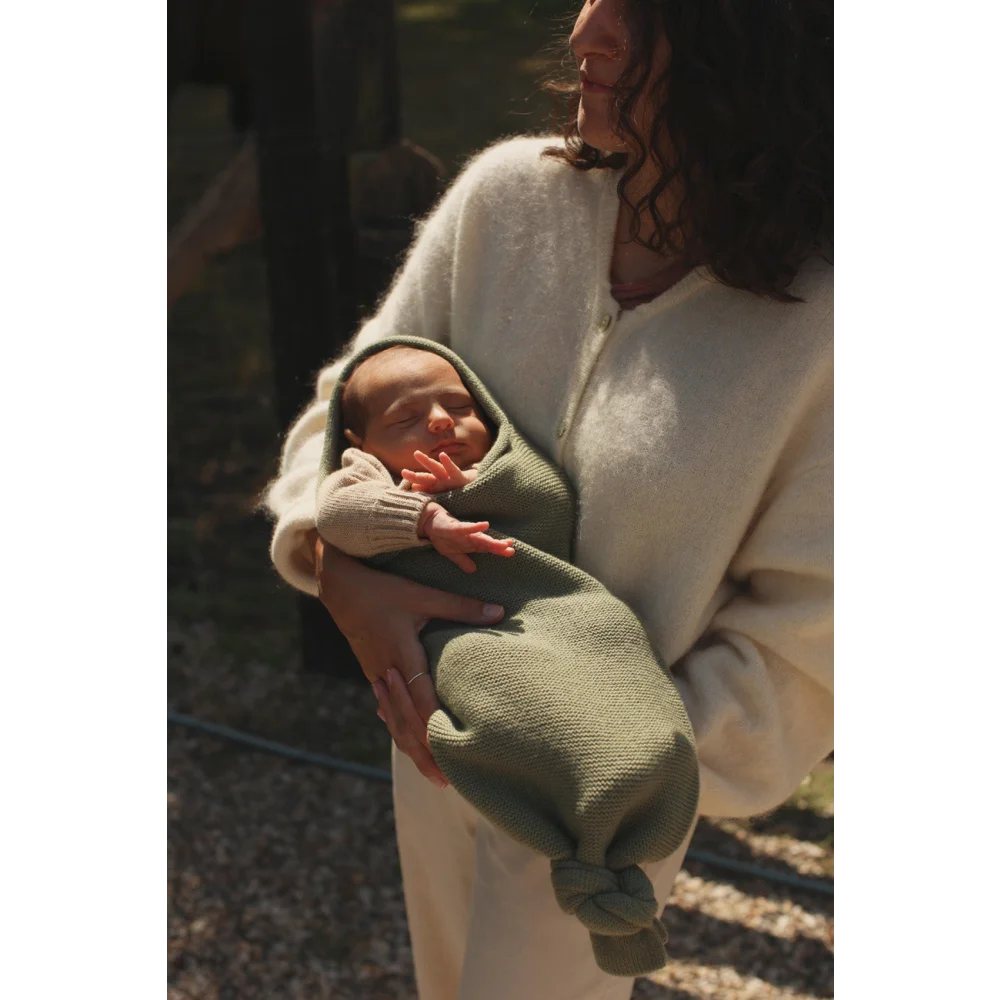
[{"xmin": 581, "ymin": 78, "xmax": 614, "ymax": 94}]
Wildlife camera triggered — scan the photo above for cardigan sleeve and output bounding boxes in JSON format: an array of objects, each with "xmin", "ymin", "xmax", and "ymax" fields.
[
  {"xmin": 670, "ymin": 393, "xmax": 833, "ymax": 819},
  {"xmin": 315, "ymin": 449, "xmax": 433, "ymax": 558}
]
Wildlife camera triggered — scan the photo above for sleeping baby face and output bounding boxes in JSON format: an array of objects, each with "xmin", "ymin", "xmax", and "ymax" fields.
[{"xmin": 341, "ymin": 347, "xmax": 493, "ymax": 479}]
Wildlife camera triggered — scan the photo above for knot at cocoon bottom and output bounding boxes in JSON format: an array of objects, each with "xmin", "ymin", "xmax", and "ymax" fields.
[{"xmin": 549, "ymin": 858, "xmax": 660, "ymax": 937}]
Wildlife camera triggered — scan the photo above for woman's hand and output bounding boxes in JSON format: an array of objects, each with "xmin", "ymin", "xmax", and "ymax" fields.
[{"xmin": 311, "ymin": 530, "xmax": 505, "ymax": 789}]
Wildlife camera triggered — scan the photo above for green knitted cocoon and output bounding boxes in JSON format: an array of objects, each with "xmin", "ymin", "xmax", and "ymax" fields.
[{"xmin": 319, "ymin": 336, "xmax": 700, "ymax": 977}]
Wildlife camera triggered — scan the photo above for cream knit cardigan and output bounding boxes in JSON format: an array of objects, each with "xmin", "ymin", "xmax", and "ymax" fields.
[{"xmin": 263, "ymin": 136, "xmax": 833, "ymax": 820}]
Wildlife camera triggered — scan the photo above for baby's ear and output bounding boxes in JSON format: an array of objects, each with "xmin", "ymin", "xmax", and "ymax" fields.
[{"xmin": 344, "ymin": 428, "xmax": 363, "ymax": 448}]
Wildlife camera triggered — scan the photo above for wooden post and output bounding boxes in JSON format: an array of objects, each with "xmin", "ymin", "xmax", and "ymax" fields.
[
  {"xmin": 247, "ymin": 0, "xmax": 361, "ymax": 679},
  {"xmin": 311, "ymin": 0, "xmax": 363, "ymax": 344},
  {"xmin": 246, "ymin": 0, "xmax": 429, "ymax": 680},
  {"xmin": 246, "ymin": 0, "xmax": 331, "ymax": 431},
  {"xmin": 312, "ymin": 0, "xmax": 405, "ymax": 322}
]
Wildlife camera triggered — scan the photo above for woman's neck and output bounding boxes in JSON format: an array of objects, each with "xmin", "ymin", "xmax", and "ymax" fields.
[{"xmin": 609, "ymin": 165, "xmax": 684, "ymax": 286}]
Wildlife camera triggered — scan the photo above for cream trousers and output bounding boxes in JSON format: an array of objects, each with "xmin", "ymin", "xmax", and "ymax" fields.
[{"xmin": 390, "ymin": 741, "xmax": 696, "ymax": 1000}]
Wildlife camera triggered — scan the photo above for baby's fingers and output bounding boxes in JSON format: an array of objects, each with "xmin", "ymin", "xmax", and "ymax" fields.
[
  {"xmin": 413, "ymin": 450, "xmax": 448, "ymax": 477},
  {"xmin": 401, "ymin": 469, "xmax": 439, "ymax": 491},
  {"xmin": 439, "ymin": 452, "xmax": 464, "ymax": 477},
  {"xmin": 454, "ymin": 520, "xmax": 490, "ymax": 535},
  {"xmin": 469, "ymin": 533, "xmax": 516, "ymax": 556},
  {"xmin": 444, "ymin": 551, "xmax": 478, "ymax": 574}
]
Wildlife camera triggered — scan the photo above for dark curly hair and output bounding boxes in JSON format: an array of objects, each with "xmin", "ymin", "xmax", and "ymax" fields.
[{"xmin": 541, "ymin": 0, "xmax": 833, "ymax": 302}]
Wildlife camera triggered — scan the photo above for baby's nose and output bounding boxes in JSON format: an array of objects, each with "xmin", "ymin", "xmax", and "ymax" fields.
[{"xmin": 428, "ymin": 406, "xmax": 454, "ymax": 430}]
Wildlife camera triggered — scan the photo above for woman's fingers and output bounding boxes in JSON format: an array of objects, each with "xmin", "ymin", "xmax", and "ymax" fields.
[
  {"xmin": 386, "ymin": 668, "xmax": 437, "ymax": 752},
  {"xmin": 395, "ymin": 632, "xmax": 441, "ymax": 736},
  {"xmin": 375, "ymin": 673, "xmax": 448, "ymax": 788},
  {"xmin": 408, "ymin": 580, "xmax": 505, "ymax": 626}
]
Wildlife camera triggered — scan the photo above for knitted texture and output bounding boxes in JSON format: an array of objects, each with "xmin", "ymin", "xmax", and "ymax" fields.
[
  {"xmin": 315, "ymin": 449, "xmax": 433, "ymax": 556},
  {"xmin": 319, "ymin": 337, "xmax": 700, "ymax": 977}
]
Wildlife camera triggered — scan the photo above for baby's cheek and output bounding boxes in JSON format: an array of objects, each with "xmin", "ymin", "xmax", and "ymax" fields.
[
  {"xmin": 391, "ymin": 445, "xmax": 418, "ymax": 473},
  {"xmin": 471, "ymin": 420, "xmax": 493, "ymax": 452},
  {"xmin": 369, "ymin": 442, "xmax": 410, "ymax": 478},
  {"xmin": 470, "ymin": 435, "xmax": 492, "ymax": 463}
]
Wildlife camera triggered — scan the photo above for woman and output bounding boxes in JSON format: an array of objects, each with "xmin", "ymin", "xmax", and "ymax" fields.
[{"xmin": 264, "ymin": 0, "xmax": 833, "ymax": 996}]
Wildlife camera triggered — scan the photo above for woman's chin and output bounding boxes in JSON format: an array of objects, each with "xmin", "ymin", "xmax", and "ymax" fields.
[{"xmin": 576, "ymin": 114, "xmax": 623, "ymax": 155}]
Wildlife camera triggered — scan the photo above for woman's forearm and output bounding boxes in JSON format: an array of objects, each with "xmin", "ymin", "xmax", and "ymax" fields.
[
  {"xmin": 312, "ymin": 533, "xmax": 360, "ymax": 596},
  {"xmin": 300, "ymin": 528, "xmax": 320, "ymax": 576},
  {"xmin": 297, "ymin": 530, "xmax": 363, "ymax": 603}
]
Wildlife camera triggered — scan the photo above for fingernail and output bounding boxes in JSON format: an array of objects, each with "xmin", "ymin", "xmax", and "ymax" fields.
[
  {"xmin": 434, "ymin": 778, "xmax": 449, "ymax": 789},
  {"xmin": 483, "ymin": 603, "xmax": 503, "ymax": 620}
]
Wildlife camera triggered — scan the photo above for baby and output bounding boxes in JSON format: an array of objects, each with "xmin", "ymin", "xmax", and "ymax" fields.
[
  {"xmin": 315, "ymin": 345, "xmax": 516, "ymax": 570},
  {"xmin": 312, "ymin": 337, "xmax": 701, "ymax": 977}
]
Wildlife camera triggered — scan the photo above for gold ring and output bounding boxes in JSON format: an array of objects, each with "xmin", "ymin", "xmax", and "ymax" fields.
[{"xmin": 405, "ymin": 671, "xmax": 428, "ymax": 687}]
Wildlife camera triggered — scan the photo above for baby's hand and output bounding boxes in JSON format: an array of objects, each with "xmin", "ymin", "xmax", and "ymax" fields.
[
  {"xmin": 418, "ymin": 503, "xmax": 515, "ymax": 574},
  {"xmin": 401, "ymin": 450, "xmax": 478, "ymax": 494}
]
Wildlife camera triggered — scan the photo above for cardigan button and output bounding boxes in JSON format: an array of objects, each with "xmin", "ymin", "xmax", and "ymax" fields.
[{"xmin": 598, "ymin": 313, "xmax": 613, "ymax": 333}]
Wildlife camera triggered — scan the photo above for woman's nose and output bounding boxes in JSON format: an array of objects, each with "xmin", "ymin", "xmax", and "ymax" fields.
[
  {"xmin": 428, "ymin": 407, "xmax": 454, "ymax": 433},
  {"xmin": 570, "ymin": 0, "xmax": 623, "ymax": 63}
]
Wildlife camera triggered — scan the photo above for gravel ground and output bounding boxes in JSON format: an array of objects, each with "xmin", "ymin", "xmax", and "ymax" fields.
[{"xmin": 168, "ymin": 621, "xmax": 832, "ymax": 999}]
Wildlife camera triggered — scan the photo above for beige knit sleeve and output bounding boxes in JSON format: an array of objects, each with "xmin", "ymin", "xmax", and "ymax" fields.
[
  {"xmin": 315, "ymin": 449, "xmax": 433, "ymax": 558},
  {"xmin": 671, "ymin": 381, "xmax": 834, "ymax": 820}
]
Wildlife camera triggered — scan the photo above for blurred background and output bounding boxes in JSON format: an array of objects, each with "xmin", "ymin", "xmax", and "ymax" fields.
[{"xmin": 167, "ymin": 2, "xmax": 833, "ymax": 997}]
